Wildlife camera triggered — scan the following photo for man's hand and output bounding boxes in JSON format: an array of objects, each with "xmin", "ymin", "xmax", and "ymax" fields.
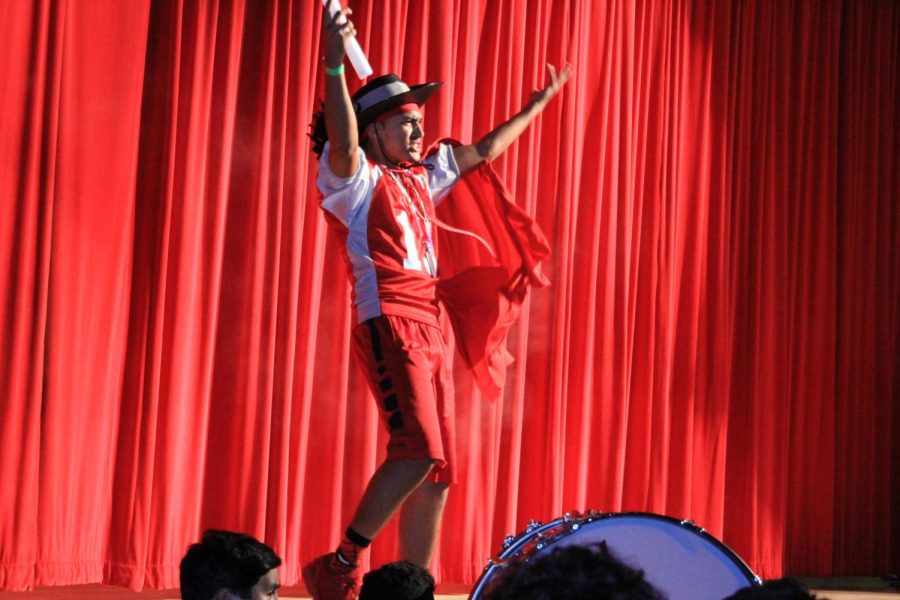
[
  {"xmin": 453, "ymin": 62, "xmax": 574, "ymax": 174},
  {"xmin": 528, "ymin": 63, "xmax": 574, "ymax": 108},
  {"xmin": 323, "ymin": 6, "xmax": 356, "ymax": 69}
]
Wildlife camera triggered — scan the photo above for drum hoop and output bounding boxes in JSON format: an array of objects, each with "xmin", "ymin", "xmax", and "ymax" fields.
[{"xmin": 472, "ymin": 511, "xmax": 760, "ymax": 599}]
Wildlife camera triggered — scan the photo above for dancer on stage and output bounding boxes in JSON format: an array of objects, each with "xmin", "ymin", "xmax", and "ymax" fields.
[{"xmin": 302, "ymin": 7, "xmax": 571, "ymax": 600}]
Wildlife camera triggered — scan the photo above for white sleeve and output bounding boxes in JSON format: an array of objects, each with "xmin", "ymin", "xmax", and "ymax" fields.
[
  {"xmin": 317, "ymin": 142, "xmax": 376, "ymax": 227},
  {"xmin": 424, "ymin": 143, "xmax": 461, "ymax": 206}
]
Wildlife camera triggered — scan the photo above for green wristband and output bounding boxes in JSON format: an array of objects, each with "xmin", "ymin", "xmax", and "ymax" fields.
[{"xmin": 325, "ymin": 64, "xmax": 345, "ymax": 76}]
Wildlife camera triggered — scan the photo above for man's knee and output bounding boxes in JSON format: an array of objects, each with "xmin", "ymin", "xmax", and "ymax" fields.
[
  {"xmin": 423, "ymin": 481, "xmax": 449, "ymax": 495},
  {"xmin": 394, "ymin": 458, "xmax": 437, "ymax": 480}
]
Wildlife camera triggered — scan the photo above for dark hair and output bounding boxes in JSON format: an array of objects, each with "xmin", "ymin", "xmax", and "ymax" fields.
[
  {"xmin": 308, "ymin": 104, "xmax": 374, "ymax": 157},
  {"xmin": 723, "ymin": 578, "xmax": 818, "ymax": 600},
  {"xmin": 482, "ymin": 542, "xmax": 665, "ymax": 600},
  {"xmin": 359, "ymin": 560, "xmax": 435, "ymax": 600},
  {"xmin": 179, "ymin": 529, "xmax": 282, "ymax": 600},
  {"xmin": 309, "ymin": 102, "xmax": 329, "ymax": 157}
]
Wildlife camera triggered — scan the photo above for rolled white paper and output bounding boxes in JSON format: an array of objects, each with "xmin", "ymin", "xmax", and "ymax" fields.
[{"xmin": 323, "ymin": 0, "xmax": 373, "ymax": 79}]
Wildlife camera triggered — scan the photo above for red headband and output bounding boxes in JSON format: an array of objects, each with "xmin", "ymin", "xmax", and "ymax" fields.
[{"xmin": 376, "ymin": 103, "xmax": 421, "ymax": 123}]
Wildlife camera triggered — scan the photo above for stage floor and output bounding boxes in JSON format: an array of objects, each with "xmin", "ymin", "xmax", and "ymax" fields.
[{"xmin": 0, "ymin": 579, "xmax": 897, "ymax": 600}]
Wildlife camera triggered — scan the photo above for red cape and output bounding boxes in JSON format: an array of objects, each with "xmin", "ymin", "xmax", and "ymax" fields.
[{"xmin": 432, "ymin": 140, "xmax": 551, "ymax": 400}]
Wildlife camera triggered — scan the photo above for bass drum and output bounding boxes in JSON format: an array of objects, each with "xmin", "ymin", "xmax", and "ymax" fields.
[{"xmin": 469, "ymin": 511, "xmax": 760, "ymax": 600}]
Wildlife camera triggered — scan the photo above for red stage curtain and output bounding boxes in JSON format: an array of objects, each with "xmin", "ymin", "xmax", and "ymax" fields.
[{"xmin": 1, "ymin": 0, "xmax": 897, "ymax": 591}]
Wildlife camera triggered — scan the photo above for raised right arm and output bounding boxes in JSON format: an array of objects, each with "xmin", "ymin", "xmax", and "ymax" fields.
[{"xmin": 322, "ymin": 7, "xmax": 360, "ymax": 177}]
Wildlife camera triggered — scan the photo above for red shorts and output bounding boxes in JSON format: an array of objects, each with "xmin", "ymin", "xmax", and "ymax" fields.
[{"xmin": 351, "ymin": 314, "xmax": 456, "ymax": 484}]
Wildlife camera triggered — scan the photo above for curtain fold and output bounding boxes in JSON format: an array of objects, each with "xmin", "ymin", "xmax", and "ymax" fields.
[
  {"xmin": 833, "ymin": 0, "xmax": 900, "ymax": 576},
  {"xmin": 1, "ymin": 0, "xmax": 897, "ymax": 591}
]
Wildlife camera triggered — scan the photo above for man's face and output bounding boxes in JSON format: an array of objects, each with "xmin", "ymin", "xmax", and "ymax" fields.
[
  {"xmin": 216, "ymin": 568, "xmax": 280, "ymax": 600},
  {"xmin": 373, "ymin": 109, "xmax": 424, "ymax": 164},
  {"xmin": 248, "ymin": 568, "xmax": 280, "ymax": 600}
]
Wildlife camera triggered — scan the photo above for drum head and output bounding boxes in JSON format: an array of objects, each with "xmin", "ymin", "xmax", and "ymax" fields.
[{"xmin": 470, "ymin": 512, "xmax": 759, "ymax": 600}]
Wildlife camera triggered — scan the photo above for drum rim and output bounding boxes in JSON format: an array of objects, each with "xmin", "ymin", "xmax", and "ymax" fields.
[
  {"xmin": 571, "ymin": 511, "xmax": 760, "ymax": 584},
  {"xmin": 469, "ymin": 510, "xmax": 761, "ymax": 600}
]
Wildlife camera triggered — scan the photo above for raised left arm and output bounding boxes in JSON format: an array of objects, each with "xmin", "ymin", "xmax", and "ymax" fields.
[{"xmin": 453, "ymin": 63, "xmax": 573, "ymax": 174}]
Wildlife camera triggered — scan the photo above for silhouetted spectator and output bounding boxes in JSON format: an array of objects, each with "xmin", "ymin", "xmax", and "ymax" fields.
[
  {"xmin": 180, "ymin": 529, "xmax": 281, "ymax": 600},
  {"xmin": 481, "ymin": 542, "xmax": 665, "ymax": 600},
  {"xmin": 359, "ymin": 560, "xmax": 435, "ymax": 600}
]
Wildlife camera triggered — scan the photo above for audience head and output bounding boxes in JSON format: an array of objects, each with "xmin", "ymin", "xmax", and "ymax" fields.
[
  {"xmin": 359, "ymin": 560, "xmax": 435, "ymax": 600},
  {"xmin": 481, "ymin": 542, "xmax": 664, "ymax": 600},
  {"xmin": 180, "ymin": 529, "xmax": 281, "ymax": 600},
  {"xmin": 723, "ymin": 578, "xmax": 818, "ymax": 599}
]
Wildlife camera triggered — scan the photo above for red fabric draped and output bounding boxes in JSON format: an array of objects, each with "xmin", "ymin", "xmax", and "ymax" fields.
[{"xmin": 1, "ymin": 0, "xmax": 897, "ymax": 591}]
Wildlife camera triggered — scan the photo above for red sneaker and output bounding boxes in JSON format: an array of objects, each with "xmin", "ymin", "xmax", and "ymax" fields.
[{"xmin": 301, "ymin": 552, "xmax": 362, "ymax": 600}]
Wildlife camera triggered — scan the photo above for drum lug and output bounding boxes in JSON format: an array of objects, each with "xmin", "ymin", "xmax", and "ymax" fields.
[
  {"xmin": 680, "ymin": 519, "xmax": 706, "ymax": 534},
  {"xmin": 525, "ymin": 519, "xmax": 542, "ymax": 533}
]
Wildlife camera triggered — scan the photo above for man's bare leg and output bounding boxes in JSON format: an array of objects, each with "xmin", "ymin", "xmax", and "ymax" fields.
[
  {"xmin": 398, "ymin": 481, "xmax": 450, "ymax": 566},
  {"xmin": 346, "ymin": 459, "xmax": 436, "ymax": 542},
  {"xmin": 306, "ymin": 462, "xmax": 436, "ymax": 600},
  {"xmin": 301, "ymin": 460, "xmax": 444, "ymax": 598}
]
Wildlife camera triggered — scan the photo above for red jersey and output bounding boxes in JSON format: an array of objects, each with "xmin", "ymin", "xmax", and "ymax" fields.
[{"xmin": 318, "ymin": 143, "xmax": 460, "ymax": 326}]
